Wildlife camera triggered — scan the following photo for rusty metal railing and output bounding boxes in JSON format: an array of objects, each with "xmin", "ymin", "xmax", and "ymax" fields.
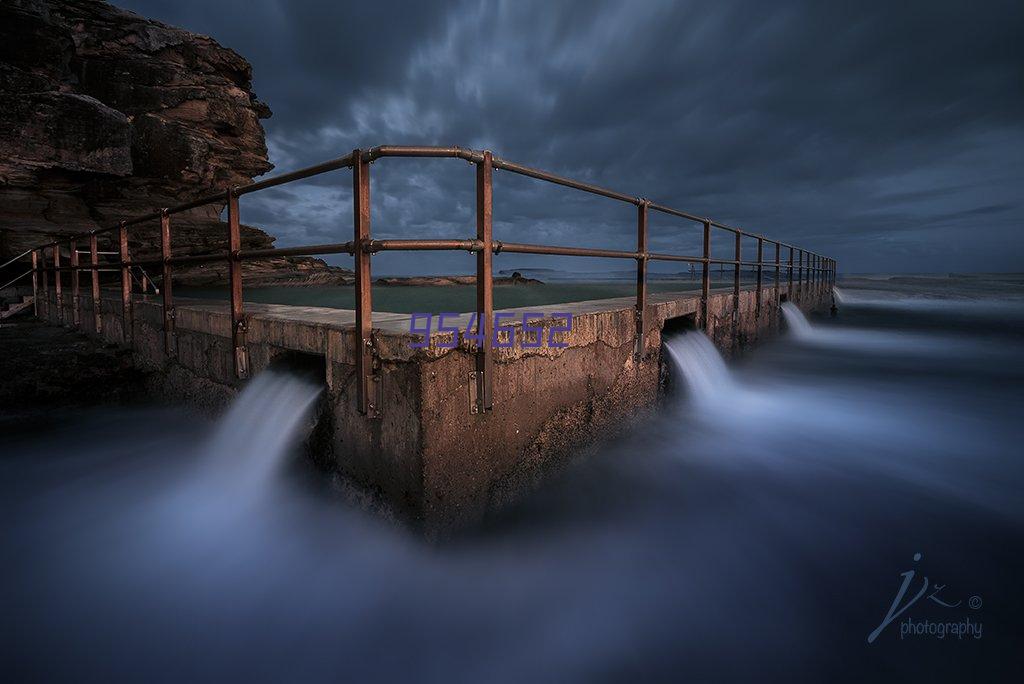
[{"xmin": 24, "ymin": 145, "xmax": 836, "ymax": 417}]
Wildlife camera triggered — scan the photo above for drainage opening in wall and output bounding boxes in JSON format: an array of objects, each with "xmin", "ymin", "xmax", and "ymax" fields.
[
  {"xmin": 265, "ymin": 351, "xmax": 334, "ymax": 470},
  {"xmin": 659, "ymin": 313, "xmax": 697, "ymax": 398},
  {"xmin": 267, "ymin": 350, "xmax": 327, "ymax": 384}
]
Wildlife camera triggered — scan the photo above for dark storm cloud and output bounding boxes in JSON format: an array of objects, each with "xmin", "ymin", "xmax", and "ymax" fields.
[{"xmin": 118, "ymin": 0, "xmax": 1023, "ymax": 273}]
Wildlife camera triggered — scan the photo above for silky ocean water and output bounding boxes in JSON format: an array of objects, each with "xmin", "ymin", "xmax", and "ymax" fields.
[{"xmin": 2, "ymin": 274, "xmax": 1023, "ymax": 681}]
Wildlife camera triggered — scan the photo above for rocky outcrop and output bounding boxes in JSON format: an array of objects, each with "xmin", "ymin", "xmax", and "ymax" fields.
[{"xmin": 0, "ymin": 0, "xmax": 352, "ymax": 285}]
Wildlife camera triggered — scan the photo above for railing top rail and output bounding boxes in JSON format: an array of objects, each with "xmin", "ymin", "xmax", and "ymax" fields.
[
  {"xmin": 18, "ymin": 144, "xmax": 831, "ymax": 262},
  {"xmin": 0, "ymin": 248, "xmax": 33, "ymax": 271}
]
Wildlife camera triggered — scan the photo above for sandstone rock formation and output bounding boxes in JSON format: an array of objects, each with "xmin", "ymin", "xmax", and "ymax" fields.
[{"xmin": 0, "ymin": 0, "xmax": 352, "ymax": 286}]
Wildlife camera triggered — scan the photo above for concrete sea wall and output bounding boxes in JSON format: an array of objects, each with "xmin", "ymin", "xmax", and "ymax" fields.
[{"xmin": 38, "ymin": 281, "xmax": 832, "ymax": 531}]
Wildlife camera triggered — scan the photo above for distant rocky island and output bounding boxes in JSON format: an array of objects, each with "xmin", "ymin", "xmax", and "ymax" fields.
[{"xmin": 375, "ymin": 271, "xmax": 542, "ymax": 286}]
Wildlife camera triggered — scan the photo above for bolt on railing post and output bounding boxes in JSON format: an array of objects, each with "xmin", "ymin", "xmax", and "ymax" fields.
[
  {"xmin": 733, "ymin": 231, "xmax": 741, "ymax": 322},
  {"xmin": 227, "ymin": 190, "xmax": 248, "ymax": 379},
  {"xmin": 353, "ymin": 149, "xmax": 375, "ymax": 416},
  {"xmin": 755, "ymin": 237, "xmax": 763, "ymax": 318},
  {"xmin": 53, "ymin": 241, "xmax": 63, "ymax": 324},
  {"xmin": 474, "ymin": 150, "xmax": 495, "ymax": 413},
  {"xmin": 90, "ymin": 233, "xmax": 101, "ymax": 333},
  {"xmin": 701, "ymin": 219, "xmax": 711, "ymax": 331},
  {"xmin": 635, "ymin": 200, "xmax": 648, "ymax": 359},
  {"xmin": 160, "ymin": 209, "xmax": 176, "ymax": 355},
  {"xmin": 70, "ymin": 238, "xmax": 80, "ymax": 328},
  {"xmin": 118, "ymin": 221, "xmax": 131, "ymax": 342}
]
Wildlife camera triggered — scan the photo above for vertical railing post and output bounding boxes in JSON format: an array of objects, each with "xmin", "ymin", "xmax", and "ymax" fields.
[
  {"xmin": 813, "ymin": 254, "xmax": 818, "ymax": 297},
  {"xmin": 118, "ymin": 221, "xmax": 131, "ymax": 342},
  {"xmin": 787, "ymin": 246, "xmax": 794, "ymax": 300},
  {"xmin": 811, "ymin": 253, "xmax": 819, "ymax": 296},
  {"xmin": 227, "ymin": 190, "xmax": 248, "ymax": 379},
  {"xmin": 755, "ymin": 237, "xmax": 763, "ymax": 318},
  {"xmin": 701, "ymin": 219, "xmax": 711, "ymax": 331},
  {"xmin": 41, "ymin": 247, "xmax": 50, "ymax": 319},
  {"xmin": 797, "ymin": 249, "xmax": 804, "ymax": 301},
  {"xmin": 70, "ymin": 238, "xmax": 80, "ymax": 328},
  {"xmin": 31, "ymin": 250, "xmax": 39, "ymax": 317},
  {"xmin": 809, "ymin": 253, "xmax": 814, "ymax": 297},
  {"xmin": 352, "ymin": 149, "xmax": 375, "ymax": 415},
  {"xmin": 810, "ymin": 252, "xmax": 814, "ymax": 296},
  {"xmin": 160, "ymin": 209, "xmax": 176, "ymax": 355},
  {"xmin": 635, "ymin": 200, "xmax": 648, "ymax": 359},
  {"xmin": 53, "ymin": 242, "xmax": 62, "ymax": 324},
  {"xmin": 90, "ymin": 232, "xmax": 101, "ymax": 333},
  {"xmin": 474, "ymin": 150, "xmax": 494, "ymax": 413},
  {"xmin": 774, "ymin": 242, "xmax": 781, "ymax": 302},
  {"xmin": 733, "ymin": 231, "xmax": 741, "ymax": 322}
]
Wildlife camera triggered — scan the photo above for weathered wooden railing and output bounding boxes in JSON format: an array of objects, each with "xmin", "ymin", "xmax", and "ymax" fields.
[{"xmin": 23, "ymin": 145, "xmax": 836, "ymax": 417}]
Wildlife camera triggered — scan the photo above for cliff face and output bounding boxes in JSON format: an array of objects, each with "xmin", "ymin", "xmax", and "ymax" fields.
[{"xmin": 0, "ymin": 0, "xmax": 351, "ymax": 285}]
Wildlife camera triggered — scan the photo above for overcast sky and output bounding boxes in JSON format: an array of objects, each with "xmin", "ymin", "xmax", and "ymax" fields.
[{"xmin": 118, "ymin": 0, "xmax": 1022, "ymax": 275}]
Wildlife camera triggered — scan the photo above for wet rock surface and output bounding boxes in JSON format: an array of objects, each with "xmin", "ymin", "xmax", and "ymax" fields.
[
  {"xmin": 0, "ymin": 0, "xmax": 351, "ymax": 286},
  {"xmin": 0, "ymin": 318, "xmax": 152, "ymax": 425}
]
